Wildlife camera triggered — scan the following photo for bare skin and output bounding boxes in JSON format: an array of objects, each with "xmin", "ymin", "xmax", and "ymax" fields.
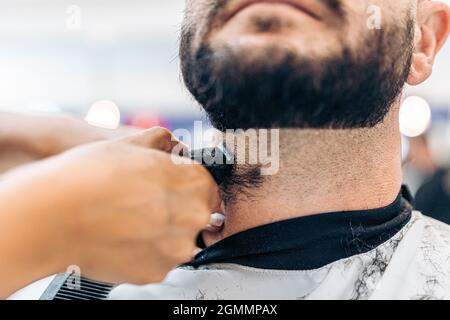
[
  {"xmin": 0, "ymin": 0, "xmax": 449, "ymax": 297},
  {"xmin": 0, "ymin": 128, "xmax": 221, "ymax": 298},
  {"xmin": 181, "ymin": 0, "xmax": 450, "ymax": 244},
  {"xmin": 212, "ymin": 107, "xmax": 403, "ymax": 239},
  {"xmin": 0, "ymin": 113, "xmax": 135, "ymax": 173}
]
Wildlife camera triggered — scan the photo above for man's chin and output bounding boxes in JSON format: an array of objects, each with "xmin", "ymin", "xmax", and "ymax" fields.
[
  {"xmin": 209, "ymin": 35, "xmax": 294, "ymax": 63},
  {"xmin": 212, "ymin": 33, "xmax": 294, "ymax": 49},
  {"xmin": 208, "ymin": 31, "xmax": 340, "ymax": 66}
]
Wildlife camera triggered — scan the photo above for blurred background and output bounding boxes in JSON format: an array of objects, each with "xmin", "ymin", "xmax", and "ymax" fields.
[{"xmin": 1, "ymin": 0, "xmax": 450, "ymax": 218}]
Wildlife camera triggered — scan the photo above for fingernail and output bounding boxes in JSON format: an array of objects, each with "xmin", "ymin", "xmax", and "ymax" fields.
[{"xmin": 209, "ymin": 212, "xmax": 226, "ymax": 228}]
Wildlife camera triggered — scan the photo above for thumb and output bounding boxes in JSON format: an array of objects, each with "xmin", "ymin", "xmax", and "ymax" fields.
[{"xmin": 122, "ymin": 127, "xmax": 189, "ymax": 154}]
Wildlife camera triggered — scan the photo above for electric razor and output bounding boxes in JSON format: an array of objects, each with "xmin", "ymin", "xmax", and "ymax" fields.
[{"xmin": 189, "ymin": 143, "xmax": 234, "ymax": 186}]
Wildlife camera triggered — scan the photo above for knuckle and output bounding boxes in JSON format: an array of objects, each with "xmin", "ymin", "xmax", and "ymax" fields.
[
  {"xmin": 149, "ymin": 127, "xmax": 173, "ymax": 141},
  {"xmin": 149, "ymin": 126, "xmax": 171, "ymax": 135}
]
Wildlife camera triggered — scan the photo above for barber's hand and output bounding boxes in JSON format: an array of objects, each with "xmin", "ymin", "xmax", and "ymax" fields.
[
  {"xmin": 0, "ymin": 128, "xmax": 223, "ymax": 292},
  {"xmin": 0, "ymin": 112, "xmax": 134, "ymax": 173}
]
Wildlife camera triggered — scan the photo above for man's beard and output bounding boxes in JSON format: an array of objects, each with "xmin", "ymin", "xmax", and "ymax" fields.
[{"xmin": 180, "ymin": 19, "xmax": 415, "ymax": 131}]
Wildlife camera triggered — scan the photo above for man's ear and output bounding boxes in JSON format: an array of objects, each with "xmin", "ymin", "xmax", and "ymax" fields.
[{"xmin": 408, "ymin": 1, "xmax": 450, "ymax": 85}]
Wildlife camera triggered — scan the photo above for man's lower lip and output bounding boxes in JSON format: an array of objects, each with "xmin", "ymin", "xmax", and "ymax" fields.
[{"xmin": 226, "ymin": 1, "xmax": 321, "ymax": 22}]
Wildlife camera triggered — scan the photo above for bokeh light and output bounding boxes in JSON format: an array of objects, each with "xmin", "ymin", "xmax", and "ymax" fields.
[
  {"xmin": 399, "ymin": 96, "xmax": 432, "ymax": 138},
  {"xmin": 85, "ymin": 100, "xmax": 121, "ymax": 129}
]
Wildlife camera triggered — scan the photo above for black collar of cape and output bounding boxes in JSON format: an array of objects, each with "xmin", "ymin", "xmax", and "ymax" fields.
[{"xmin": 186, "ymin": 187, "xmax": 414, "ymax": 271}]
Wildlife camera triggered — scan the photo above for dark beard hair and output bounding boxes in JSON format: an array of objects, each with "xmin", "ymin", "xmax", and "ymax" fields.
[{"xmin": 180, "ymin": 21, "xmax": 414, "ymax": 131}]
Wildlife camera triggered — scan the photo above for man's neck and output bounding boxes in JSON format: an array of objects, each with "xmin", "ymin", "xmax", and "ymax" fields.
[{"xmin": 205, "ymin": 107, "xmax": 403, "ymax": 244}]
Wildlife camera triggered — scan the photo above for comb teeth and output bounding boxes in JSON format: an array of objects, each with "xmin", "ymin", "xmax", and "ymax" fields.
[{"xmin": 41, "ymin": 273, "xmax": 114, "ymax": 300}]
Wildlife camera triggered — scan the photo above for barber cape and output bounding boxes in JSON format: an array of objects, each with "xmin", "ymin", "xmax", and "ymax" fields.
[{"xmin": 9, "ymin": 189, "xmax": 450, "ymax": 300}]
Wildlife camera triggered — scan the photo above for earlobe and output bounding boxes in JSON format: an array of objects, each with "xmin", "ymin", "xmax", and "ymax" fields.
[
  {"xmin": 407, "ymin": 2, "xmax": 450, "ymax": 86},
  {"xmin": 407, "ymin": 52, "xmax": 432, "ymax": 85}
]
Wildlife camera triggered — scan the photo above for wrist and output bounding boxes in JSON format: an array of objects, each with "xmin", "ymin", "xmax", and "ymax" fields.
[
  {"xmin": 0, "ymin": 201, "xmax": 62, "ymax": 297},
  {"xmin": 0, "ymin": 167, "xmax": 76, "ymax": 281}
]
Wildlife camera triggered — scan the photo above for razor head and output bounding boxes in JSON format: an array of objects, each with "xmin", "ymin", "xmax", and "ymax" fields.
[{"xmin": 190, "ymin": 145, "xmax": 234, "ymax": 185}]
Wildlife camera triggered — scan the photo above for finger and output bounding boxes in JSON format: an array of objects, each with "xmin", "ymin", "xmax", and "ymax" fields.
[
  {"xmin": 204, "ymin": 212, "xmax": 226, "ymax": 233},
  {"xmin": 123, "ymin": 127, "xmax": 189, "ymax": 153}
]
